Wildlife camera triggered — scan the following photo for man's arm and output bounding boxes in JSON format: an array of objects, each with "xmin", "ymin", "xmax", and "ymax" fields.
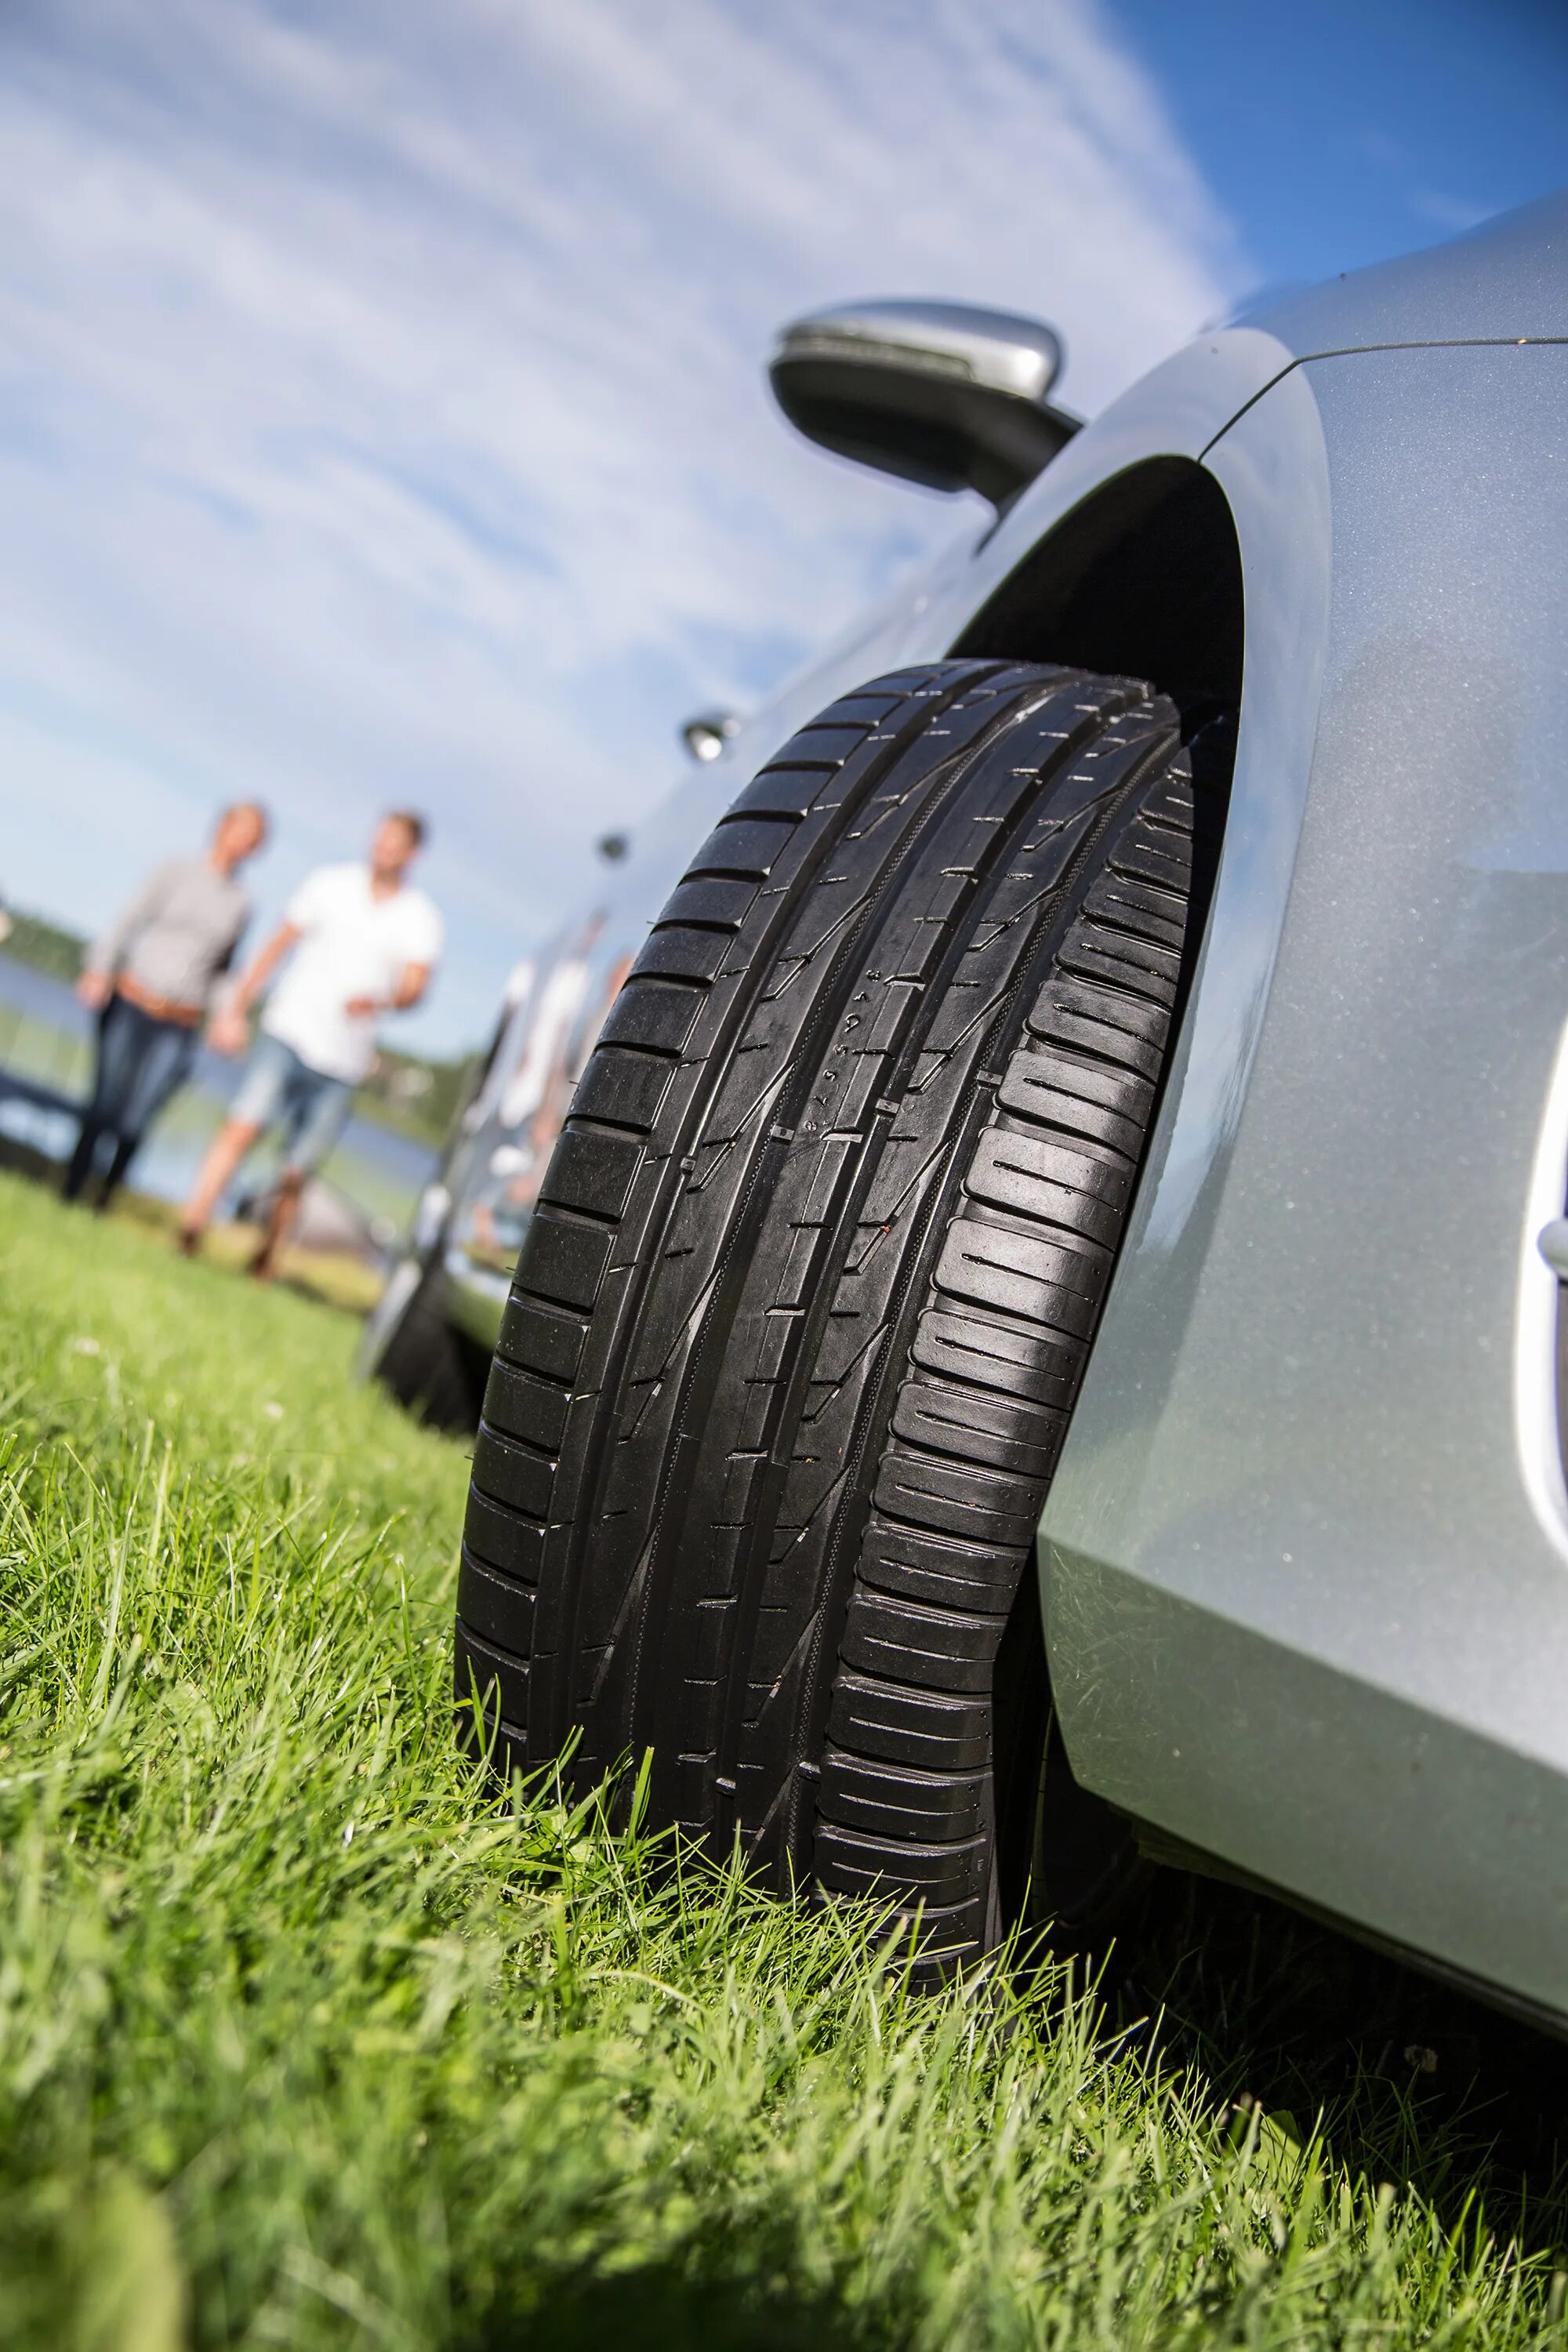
[
  {"xmin": 344, "ymin": 960, "xmax": 432, "ymax": 1019},
  {"xmin": 207, "ymin": 920, "xmax": 301, "ymax": 1054},
  {"xmin": 77, "ymin": 865, "xmax": 171, "ymax": 1011}
]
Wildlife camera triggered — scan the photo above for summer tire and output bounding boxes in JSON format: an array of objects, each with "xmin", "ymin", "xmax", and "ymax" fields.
[{"xmin": 458, "ymin": 659, "xmax": 1208, "ymax": 1972}]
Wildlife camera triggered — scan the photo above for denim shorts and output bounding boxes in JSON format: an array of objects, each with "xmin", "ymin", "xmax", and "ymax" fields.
[{"xmin": 230, "ymin": 1033, "xmax": 354, "ymax": 1175}]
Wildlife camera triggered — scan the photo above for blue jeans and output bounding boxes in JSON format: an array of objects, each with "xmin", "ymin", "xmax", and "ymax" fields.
[
  {"xmin": 230, "ymin": 1033, "xmax": 354, "ymax": 1176},
  {"xmin": 64, "ymin": 993, "xmax": 198, "ymax": 1204}
]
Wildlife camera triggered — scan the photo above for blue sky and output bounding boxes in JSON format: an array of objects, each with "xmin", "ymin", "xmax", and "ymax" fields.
[
  {"xmin": 1123, "ymin": 0, "xmax": 1568, "ymax": 278},
  {"xmin": 0, "ymin": 0, "xmax": 1563, "ymax": 1055}
]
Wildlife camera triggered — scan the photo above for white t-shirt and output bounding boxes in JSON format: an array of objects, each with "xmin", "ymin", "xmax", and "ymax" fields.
[{"xmin": 262, "ymin": 862, "xmax": 443, "ymax": 1083}]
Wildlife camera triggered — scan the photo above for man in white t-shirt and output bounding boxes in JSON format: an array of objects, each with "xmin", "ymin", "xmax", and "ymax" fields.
[{"xmin": 180, "ymin": 810, "xmax": 442, "ymax": 1277}]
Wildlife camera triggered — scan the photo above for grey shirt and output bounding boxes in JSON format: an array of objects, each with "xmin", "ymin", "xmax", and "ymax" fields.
[{"xmin": 89, "ymin": 856, "xmax": 251, "ymax": 1011}]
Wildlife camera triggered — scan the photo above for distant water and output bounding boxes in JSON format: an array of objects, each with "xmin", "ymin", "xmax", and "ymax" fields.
[{"xmin": 0, "ymin": 952, "xmax": 438, "ymax": 1236}]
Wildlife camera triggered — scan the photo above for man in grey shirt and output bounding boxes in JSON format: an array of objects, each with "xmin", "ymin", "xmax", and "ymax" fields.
[{"xmin": 64, "ymin": 802, "xmax": 267, "ymax": 1207}]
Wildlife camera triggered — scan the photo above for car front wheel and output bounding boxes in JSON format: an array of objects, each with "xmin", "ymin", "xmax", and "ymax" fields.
[{"xmin": 458, "ymin": 657, "xmax": 1210, "ymax": 1974}]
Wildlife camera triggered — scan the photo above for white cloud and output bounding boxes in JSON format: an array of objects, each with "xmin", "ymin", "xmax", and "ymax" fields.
[
  {"xmin": 1406, "ymin": 186, "xmax": 1494, "ymax": 236},
  {"xmin": 0, "ymin": 0, "xmax": 1247, "ymax": 1049}
]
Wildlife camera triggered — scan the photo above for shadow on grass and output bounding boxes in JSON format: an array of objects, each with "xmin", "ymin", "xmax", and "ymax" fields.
[
  {"xmin": 463, "ymin": 2255, "xmax": 886, "ymax": 2352},
  {"xmin": 1106, "ymin": 1867, "xmax": 1568, "ymax": 2256}
]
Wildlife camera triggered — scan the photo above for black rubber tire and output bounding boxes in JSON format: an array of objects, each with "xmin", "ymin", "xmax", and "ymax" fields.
[
  {"xmin": 365, "ymin": 1255, "xmax": 487, "ymax": 1431},
  {"xmin": 457, "ymin": 659, "xmax": 1205, "ymax": 1971}
]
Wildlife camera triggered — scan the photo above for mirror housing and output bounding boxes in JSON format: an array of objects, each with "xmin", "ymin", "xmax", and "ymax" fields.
[{"xmin": 769, "ymin": 299, "xmax": 1079, "ymax": 510}]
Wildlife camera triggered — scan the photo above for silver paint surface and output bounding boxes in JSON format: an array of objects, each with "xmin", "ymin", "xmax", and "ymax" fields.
[{"xmin": 1044, "ymin": 338, "xmax": 1568, "ymax": 2012}]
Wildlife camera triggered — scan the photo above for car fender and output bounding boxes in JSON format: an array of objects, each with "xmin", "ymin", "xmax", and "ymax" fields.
[{"xmin": 1044, "ymin": 334, "xmax": 1568, "ymax": 2021}]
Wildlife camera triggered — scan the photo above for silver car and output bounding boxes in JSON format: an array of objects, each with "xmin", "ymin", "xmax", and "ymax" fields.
[{"xmin": 383, "ymin": 191, "xmax": 1568, "ymax": 2020}]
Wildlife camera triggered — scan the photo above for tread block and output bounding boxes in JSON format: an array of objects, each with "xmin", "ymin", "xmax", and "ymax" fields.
[
  {"xmin": 829, "ymin": 1670, "xmax": 993, "ymax": 1773},
  {"xmin": 463, "ymin": 1484, "xmax": 545, "ymax": 1581},
  {"xmin": 891, "ymin": 1377, "xmax": 1061, "ymax": 1480},
  {"xmin": 1069, "ymin": 917, "xmax": 1181, "ymax": 990},
  {"xmin": 461, "ymin": 1714, "xmax": 528, "ymax": 1781},
  {"xmin": 858, "ymin": 1512, "xmax": 1025, "ymax": 1611},
  {"xmin": 818, "ymin": 1747, "xmax": 988, "ymax": 1841},
  {"xmin": 472, "ymin": 1424, "xmax": 554, "ymax": 1519},
  {"xmin": 1007, "ymin": 1041, "xmax": 1155, "ymax": 1125},
  {"xmin": 570, "ymin": 1047, "xmax": 674, "ymax": 1134},
  {"xmin": 996, "ymin": 1058, "xmax": 1145, "ymax": 1160},
  {"xmin": 457, "ymin": 1550, "xmax": 537, "ymax": 1653},
  {"xmin": 728, "ymin": 767, "xmax": 839, "ymax": 821},
  {"xmin": 934, "ymin": 1217, "xmax": 1102, "ymax": 1335},
  {"xmin": 1025, "ymin": 1003, "xmax": 1163, "ymax": 1083},
  {"xmin": 688, "ymin": 816, "xmax": 797, "ymax": 878},
  {"xmin": 454, "ymin": 1619, "xmax": 528, "ymax": 1733},
  {"xmin": 815, "ymin": 1823, "xmax": 990, "ymax": 1901},
  {"xmin": 483, "ymin": 1357, "xmax": 568, "ymax": 1454},
  {"xmin": 910, "ymin": 1305, "xmax": 1078, "ymax": 1409},
  {"xmin": 854, "ymin": 665, "xmax": 947, "ymax": 692},
  {"xmin": 879, "ymin": 1903, "xmax": 990, "ymax": 1984},
  {"xmin": 842, "ymin": 1590, "xmax": 1008, "ymax": 1693},
  {"xmin": 516, "ymin": 1209, "xmax": 612, "ymax": 1312},
  {"xmin": 1114, "ymin": 834, "xmax": 1191, "ymax": 895},
  {"xmin": 1087, "ymin": 873, "xmax": 1188, "ymax": 949},
  {"xmin": 768, "ymin": 723, "xmax": 871, "ymax": 768},
  {"xmin": 819, "ymin": 693, "xmax": 904, "ymax": 726},
  {"xmin": 874, "ymin": 1447, "xmax": 1042, "ymax": 1548},
  {"xmin": 1062, "ymin": 937, "xmax": 1179, "ymax": 1007},
  {"xmin": 662, "ymin": 877, "xmax": 757, "ymax": 929},
  {"xmin": 599, "ymin": 978, "xmax": 704, "ymax": 1056},
  {"xmin": 1031, "ymin": 973, "xmax": 1168, "ymax": 1054},
  {"xmin": 1145, "ymin": 765, "xmax": 1196, "ymax": 825},
  {"xmin": 964, "ymin": 1127, "xmax": 1128, "ymax": 1247},
  {"xmin": 631, "ymin": 925, "xmax": 733, "ymax": 984},
  {"xmin": 540, "ymin": 1126, "xmax": 643, "ymax": 1222},
  {"xmin": 498, "ymin": 1295, "xmax": 588, "ymax": 1384}
]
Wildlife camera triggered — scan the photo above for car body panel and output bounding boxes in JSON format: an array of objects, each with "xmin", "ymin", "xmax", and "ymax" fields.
[
  {"xmin": 412, "ymin": 193, "xmax": 1568, "ymax": 2017},
  {"xmin": 1044, "ymin": 337, "xmax": 1568, "ymax": 2015},
  {"xmin": 1237, "ymin": 188, "xmax": 1568, "ymax": 357}
]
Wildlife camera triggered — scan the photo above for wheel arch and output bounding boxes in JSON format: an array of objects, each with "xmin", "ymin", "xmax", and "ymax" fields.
[
  {"xmin": 936, "ymin": 377, "xmax": 1338, "ymax": 1908},
  {"xmin": 949, "ymin": 456, "xmax": 1244, "ymax": 720},
  {"xmin": 942, "ymin": 456, "xmax": 1249, "ymax": 1918}
]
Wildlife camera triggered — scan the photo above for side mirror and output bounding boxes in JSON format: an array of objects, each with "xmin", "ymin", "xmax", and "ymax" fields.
[{"xmin": 769, "ymin": 299, "xmax": 1079, "ymax": 511}]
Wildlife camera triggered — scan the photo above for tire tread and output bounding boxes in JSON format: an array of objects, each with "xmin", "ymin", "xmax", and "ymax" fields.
[{"xmin": 459, "ymin": 659, "xmax": 1204, "ymax": 1974}]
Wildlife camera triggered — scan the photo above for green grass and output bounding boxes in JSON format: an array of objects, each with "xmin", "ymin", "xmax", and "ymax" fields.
[{"xmin": 2, "ymin": 1167, "xmax": 1567, "ymax": 2350}]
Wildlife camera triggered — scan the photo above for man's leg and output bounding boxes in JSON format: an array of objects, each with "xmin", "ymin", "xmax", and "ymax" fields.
[
  {"xmin": 180, "ymin": 1036, "xmax": 287, "ymax": 1251},
  {"xmin": 98, "ymin": 1021, "xmax": 196, "ymax": 1212},
  {"xmin": 96, "ymin": 1130, "xmax": 143, "ymax": 1211},
  {"xmin": 179, "ymin": 1116, "xmax": 263, "ymax": 1251},
  {"xmin": 249, "ymin": 1067, "xmax": 353, "ymax": 1281},
  {"xmin": 249, "ymin": 1167, "xmax": 305, "ymax": 1282},
  {"xmin": 61, "ymin": 1118, "xmax": 106, "ymax": 1204},
  {"xmin": 62, "ymin": 996, "xmax": 139, "ymax": 1203}
]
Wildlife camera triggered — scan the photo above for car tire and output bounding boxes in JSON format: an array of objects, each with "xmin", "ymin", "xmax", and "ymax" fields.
[
  {"xmin": 362, "ymin": 1254, "xmax": 486, "ymax": 1430},
  {"xmin": 458, "ymin": 659, "xmax": 1214, "ymax": 1973}
]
